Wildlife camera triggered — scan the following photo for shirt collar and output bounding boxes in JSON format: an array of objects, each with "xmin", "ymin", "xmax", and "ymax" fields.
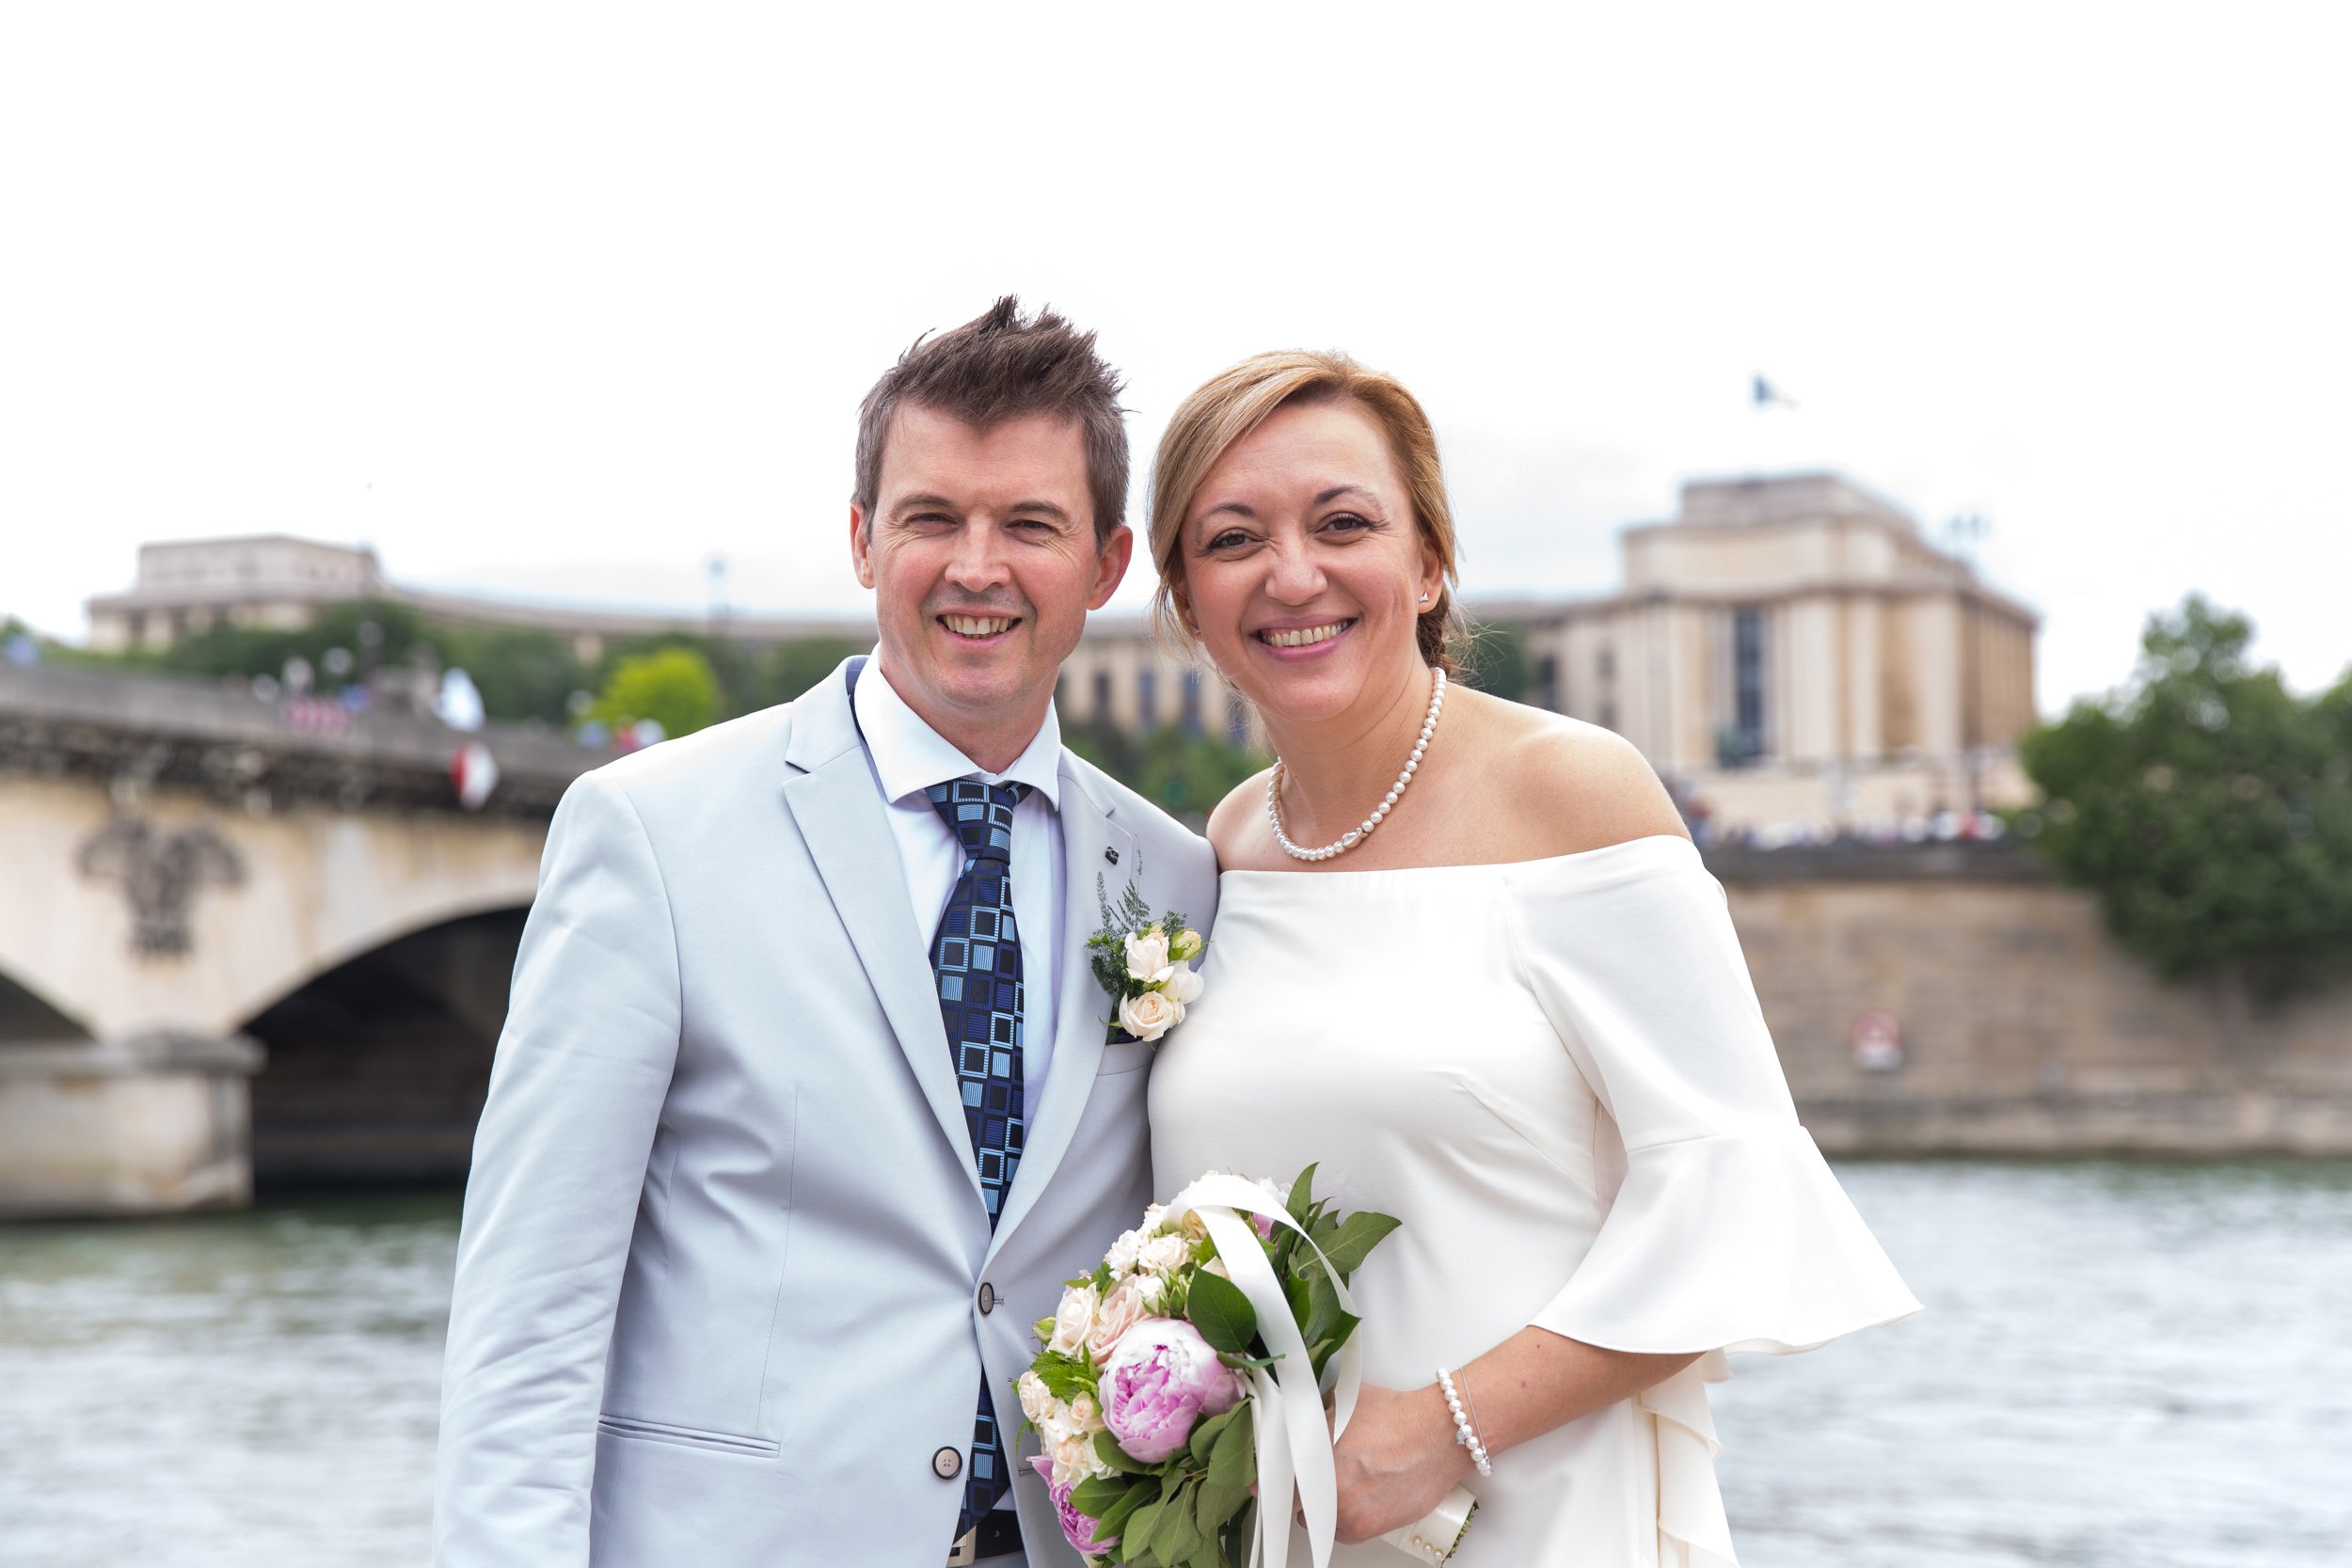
[{"xmin": 854, "ymin": 646, "xmax": 1062, "ymax": 813}]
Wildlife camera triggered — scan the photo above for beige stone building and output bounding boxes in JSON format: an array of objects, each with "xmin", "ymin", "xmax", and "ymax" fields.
[
  {"xmin": 1492, "ymin": 472, "xmax": 2038, "ymax": 834},
  {"xmin": 87, "ymin": 537, "xmax": 389, "ymax": 653}
]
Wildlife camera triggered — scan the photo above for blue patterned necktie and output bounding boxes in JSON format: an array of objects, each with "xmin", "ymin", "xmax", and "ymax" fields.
[{"xmin": 925, "ymin": 776, "xmax": 1029, "ymax": 1540}]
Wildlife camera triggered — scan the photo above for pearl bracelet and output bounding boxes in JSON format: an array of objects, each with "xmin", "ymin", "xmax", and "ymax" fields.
[{"xmin": 1435, "ymin": 1367, "xmax": 1493, "ymax": 1478}]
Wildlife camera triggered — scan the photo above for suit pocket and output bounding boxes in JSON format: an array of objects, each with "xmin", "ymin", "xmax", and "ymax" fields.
[
  {"xmin": 1097, "ymin": 1039, "xmax": 1154, "ymax": 1077},
  {"xmin": 596, "ymin": 1414, "xmax": 781, "ymax": 1458}
]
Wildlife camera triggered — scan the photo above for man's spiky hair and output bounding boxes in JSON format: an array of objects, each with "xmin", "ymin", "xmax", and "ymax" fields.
[{"xmin": 853, "ymin": 295, "xmax": 1130, "ymax": 544}]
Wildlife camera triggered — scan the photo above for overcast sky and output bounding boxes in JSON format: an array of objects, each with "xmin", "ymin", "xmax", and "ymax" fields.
[{"xmin": 4, "ymin": 4, "xmax": 2346, "ymax": 714}]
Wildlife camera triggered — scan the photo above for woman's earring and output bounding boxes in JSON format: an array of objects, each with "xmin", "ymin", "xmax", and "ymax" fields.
[{"xmin": 1419, "ymin": 592, "xmax": 1432, "ymax": 604}]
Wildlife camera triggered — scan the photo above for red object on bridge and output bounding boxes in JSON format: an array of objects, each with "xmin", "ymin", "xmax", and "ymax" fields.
[{"xmin": 450, "ymin": 741, "xmax": 500, "ymax": 811}]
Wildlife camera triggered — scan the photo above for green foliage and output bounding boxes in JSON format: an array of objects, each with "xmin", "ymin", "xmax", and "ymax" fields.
[
  {"xmin": 593, "ymin": 646, "xmax": 721, "ymax": 738},
  {"xmin": 1183, "ymin": 1272, "xmax": 1257, "ymax": 1356},
  {"xmin": 1029, "ymin": 1350, "xmax": 1098, "ymax": 1405},
  {"xmin": 1064, "ymin": 721, "xmax": 1267, "ymax": 821},
  {"xmin": 2017, "ymin": 595, "xmax": 2352, "ymax": 997}
]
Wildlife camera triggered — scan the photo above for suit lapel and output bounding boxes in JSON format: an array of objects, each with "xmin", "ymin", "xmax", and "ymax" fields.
[
  {"xmin": 990, "ymin": 757, "xmax": 1137, "ymax": 1259},
  {"xmin": 783, "ymin": 661, "xmax": 982, "ymax": 1202}
]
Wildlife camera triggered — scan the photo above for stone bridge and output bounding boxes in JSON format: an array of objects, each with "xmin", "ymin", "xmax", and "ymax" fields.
[{"xmin": 0, "ymin": 664, "xmax": 594, "ymax": 1216}]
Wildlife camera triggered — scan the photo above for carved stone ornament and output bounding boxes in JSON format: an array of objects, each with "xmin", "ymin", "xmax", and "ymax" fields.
[{"xmin": 77, "ymin": 815, "xmax": 246, "ymax": 958}]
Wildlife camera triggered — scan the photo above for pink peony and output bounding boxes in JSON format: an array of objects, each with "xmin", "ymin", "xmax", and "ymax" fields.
[
  {"xmin": 1029, "ymin": 1454, "xmax": 1120, "ymax": 1556},
  {"xmin": 1087, "ymin": 1275, "xmax": 1154, "ymax": 1362},
  {"xmin": 1099, "ymin": 1317, "xmax": 1245, "ymax": 1464}
]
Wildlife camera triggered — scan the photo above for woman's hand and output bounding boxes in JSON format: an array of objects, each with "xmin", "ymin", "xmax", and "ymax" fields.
[{"xmin": 1327, "ymin": 1383, "xmax": 1473, "ymax": 1544}]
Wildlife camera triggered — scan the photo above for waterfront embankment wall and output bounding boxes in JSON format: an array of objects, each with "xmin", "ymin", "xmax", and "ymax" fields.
[{"xmin": 1715, "ymin": 844, "xmax": 2352, "ymax": 1155}]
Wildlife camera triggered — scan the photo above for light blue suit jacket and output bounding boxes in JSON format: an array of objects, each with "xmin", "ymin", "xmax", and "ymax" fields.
[{"xmin": 436, "ymin": 658, "xmax": 1219, "ymax": 1566}]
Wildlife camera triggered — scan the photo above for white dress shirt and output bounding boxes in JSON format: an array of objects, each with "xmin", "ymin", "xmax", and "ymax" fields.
[{"xmin": 852, "ymin": 651, "xmax": 1065, "ymax": 1116}]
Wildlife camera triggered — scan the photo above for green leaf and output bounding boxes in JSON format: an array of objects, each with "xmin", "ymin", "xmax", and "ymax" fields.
[
  {"xmin": 1096, "ymin": 1477, "xmax": 1157, "ymax": 1541},
  {"xmin": 1285, "ymin": 1164, "xmax": 1319, "ymax": 1226},
  {"xmin": 1071, "ymin": 1473, "xmax": 1138, "ymax": 1519},
  {"xmin": 1198, "ymin": 1466, "xmax": 1249, "ymax": 1535},
  {"xmin": 1185, "ymin": 1271, "xmax": 1258, "ymax": 1357},
  {"xmin": 1315, "ymin": 1211, "xmax": 1403, "ymax": 1277},
  {"xmin": 1120, "ymin": 1500, "xmax": 1162, "ymax": 1565},
  {"xmin": 1185, "ymin": 1406, "xmax": 1238, "ymax": 1468},
  {"xmin": 1208, "ymin": 1402, "xmax": 1254, "ymax": 1494},
  {"xmin": 1095, "ymin": 1429, "xmax": 1158, "ymax": 1475},
  {"xmin": 1149, "ymin": 1481, "xmax": 1203, "ymax": 1563},
  {"xmin": 1282, "ymin": 1274, "xmax": 1311, "ymax": 1335},
  {"xmin": 1031, "ymin": 1351, "xmax": 1098, "ymax": 1404}
]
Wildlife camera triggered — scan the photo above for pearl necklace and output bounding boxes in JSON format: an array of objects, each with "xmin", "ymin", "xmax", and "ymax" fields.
[{"xmin": 1265, "ymin": 667, "xmax": 1448, "ymax": 863}]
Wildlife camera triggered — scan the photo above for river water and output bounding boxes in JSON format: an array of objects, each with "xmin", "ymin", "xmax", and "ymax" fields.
[{"xmin": 3, "ymin": 1161, "xmax": 2347, "ymax": 1566}]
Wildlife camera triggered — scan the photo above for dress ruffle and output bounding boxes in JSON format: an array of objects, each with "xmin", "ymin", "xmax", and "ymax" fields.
[
  {"xmin": 1533, "ymin": 1123, "xmax": 1921, "ymax": 1355},
  {"xmin": 1643, "ymin": 1354, "xmax": 1735, "ymax": 1568},
  {"xmin": 1534, "ymin": 1125, "xmax": 1920, "ymax": 1568}
]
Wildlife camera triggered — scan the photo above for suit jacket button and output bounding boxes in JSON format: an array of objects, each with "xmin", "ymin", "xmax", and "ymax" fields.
[
  {"xmin": 933, "ymin": 1446, "xmax": 962, "ymax": 1480},
  {"xmin": 977, "ymin": 1282, "xmax": 996, "ymax": 1315}
]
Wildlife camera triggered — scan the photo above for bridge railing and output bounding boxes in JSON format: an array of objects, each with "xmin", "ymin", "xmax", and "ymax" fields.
[{"xmin": 0, "ymin": 664, "xmax": 601, "ymax": 817}]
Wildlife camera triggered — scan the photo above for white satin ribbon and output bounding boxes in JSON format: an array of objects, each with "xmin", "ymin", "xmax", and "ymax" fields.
[
  {"xmin": 1167, "ymin": 1173, "xmax": 1480, "ymax": 1567},
  {"xmin": 1168, "ymin": 1172, "xmax": 1360, "ymax": 1568}
]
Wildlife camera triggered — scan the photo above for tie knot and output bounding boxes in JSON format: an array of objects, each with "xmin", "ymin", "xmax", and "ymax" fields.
[{"xmin": 925, "ymin": 777, "xmax": 1028, "ymax": 863}]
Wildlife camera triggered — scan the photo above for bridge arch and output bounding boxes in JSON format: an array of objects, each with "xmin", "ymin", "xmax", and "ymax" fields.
[
  {"xmin": 0, "ymin": 962, "xmax": 91, "ymax": 1044},
  {"xmin": 0, "ymin": 774, "xmax": 549, "ymax": 1044},
  {"xmin": 241, "ymin": 903, "xmax": 531, "ymax": 1188}
]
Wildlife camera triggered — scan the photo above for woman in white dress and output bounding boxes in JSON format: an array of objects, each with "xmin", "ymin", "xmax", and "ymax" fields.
[{"xmin": 1142, "ymin": 351, "xmax": 1920, "ymax": 1566}]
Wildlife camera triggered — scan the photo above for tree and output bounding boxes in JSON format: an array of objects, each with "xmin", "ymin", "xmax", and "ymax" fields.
[
  {"xmin": 592, "ymin": 646, "xmax": 722, "ymax": 739},
  {"xmin": 2017, "ymin": 595, "xmax": 2352, "ymax": 997},
  {"xmin": 1063, "ymin": 721, "xmax": 1267, "ymax": 826}
]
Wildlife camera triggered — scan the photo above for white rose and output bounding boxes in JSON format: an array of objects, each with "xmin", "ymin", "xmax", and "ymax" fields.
[
  {"xmin": 1047, "ymin": 1282, "xmax": 1099, "ymax": 1356},
  {"xmin": 1103, "ymin": 1227, "xmax": 1145, "ymax": 1276},
  {"xmin": 1119, "ymin": 989, "xmax": 1180, "ymax": 1042},
  {"xmin": 1138, "ymin": 1232, "xmax": 1190, "ymax": 1276},
  {"xmin": 1140, "ymin": 1203, "xmax": 1168, "ymax": 1232},
  {"xmin": 1124, "ymin": 927, "xmax": 1174, "ymax": 984},
  {"xmin": 1164, "ymin": 964, "xmax": 1204, "ymax": 1006},
  {"xmin": 1050, "ymin": 1427, "xmax": 1105, "ymax": 1489},
  {"xmin": 1169, "ymin": 927, "xmax": 1204, "ymax": 961},
  {"xmin": 1069, "ymin": 1392, "xmax": 1103, "ymax": 1432},
  {"xmin": 1016, "ymin": 1370, "xmax": 1054, "ymax": 1426}
]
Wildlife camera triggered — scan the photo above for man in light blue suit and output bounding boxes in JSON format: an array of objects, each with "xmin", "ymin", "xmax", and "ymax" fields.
[{"xmin": 436, "ymin": 299, "xmax": 1219, "ymax": 1567}]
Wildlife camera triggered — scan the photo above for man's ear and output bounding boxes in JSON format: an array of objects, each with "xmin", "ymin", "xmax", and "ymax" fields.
[
  {"xmin": 1088, "ymin": 523, "xmax": 1135, "ymax": 610},
  {"xmin": 850, "ymin": 504, "xmax": 876, "ymax": 590}
]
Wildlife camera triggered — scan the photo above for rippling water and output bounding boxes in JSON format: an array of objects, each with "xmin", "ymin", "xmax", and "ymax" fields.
[{"xmin": 2, "ymin": 1164, "xmax": 2347, "ymax": 1566}]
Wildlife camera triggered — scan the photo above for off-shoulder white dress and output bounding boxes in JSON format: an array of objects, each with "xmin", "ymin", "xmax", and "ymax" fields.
[{"xmin": 1148, "ymin": 837, "xmax": 1918, "ymax": 1567}]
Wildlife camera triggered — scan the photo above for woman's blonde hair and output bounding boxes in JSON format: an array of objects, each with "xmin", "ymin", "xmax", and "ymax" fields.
[{"xmin": 1148, "ymin": 350, "xmax": 1465, "ymax": 673}]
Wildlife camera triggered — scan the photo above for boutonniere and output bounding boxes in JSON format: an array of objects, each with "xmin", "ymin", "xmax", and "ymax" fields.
[{"xmin": 1086, "ymin": 872, "xmax": 1205, "ymax": 1045}]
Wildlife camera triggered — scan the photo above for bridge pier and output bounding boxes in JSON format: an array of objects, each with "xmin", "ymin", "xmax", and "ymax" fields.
[{"xmin": 0, "ymin": 1033, "xmax": 264, "ymax": 1218}]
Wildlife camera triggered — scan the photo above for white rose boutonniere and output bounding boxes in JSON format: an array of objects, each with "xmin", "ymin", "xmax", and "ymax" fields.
[{"xmin": 1086, "ymin": 872, "xmax": 1208, "ymax": 1048}]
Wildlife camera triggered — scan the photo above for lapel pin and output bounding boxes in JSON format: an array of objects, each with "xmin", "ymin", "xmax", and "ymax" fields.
[{"xmin": 1104, "ymin": 847, "xmax": 1120, "ymax": 865}]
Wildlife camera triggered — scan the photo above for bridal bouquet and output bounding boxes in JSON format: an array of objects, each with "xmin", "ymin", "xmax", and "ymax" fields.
[{"xmin": 1018, "ymin": 1169, "xmax": 1476, "ymax": 1568}]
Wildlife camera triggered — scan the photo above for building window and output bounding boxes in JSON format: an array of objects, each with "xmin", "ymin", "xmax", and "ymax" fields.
[
  {"xmin": 1597, "ymin": 646, "xmax": 1615, "ymax": 682},
  {"xmin": 1180, "ymin": 670, "xmax": 1203, "ymax": 736},
  {"xmin": 1092, "ymin": 670, "xmax": 1113, "ymax": 721},
  {"xmin": 1138, "ymin": 669, "xmax": 1158, "ymax": 730},
  {"xmin": 1598, "ymin": 700, "xmax": 1618, "ymax": 732},
  {"xmin": 1724, "ymin": 607, "xmax": 1767, "ymax": 767},
  {"xmin": 1534, "ymin": 655, "xmax": 1559, "ymax": 712}
]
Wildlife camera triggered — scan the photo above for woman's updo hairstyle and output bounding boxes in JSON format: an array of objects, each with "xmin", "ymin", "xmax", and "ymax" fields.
[{"xmin": 1148, "ymin": 350, "xmax": 1465, "ymax": 674}]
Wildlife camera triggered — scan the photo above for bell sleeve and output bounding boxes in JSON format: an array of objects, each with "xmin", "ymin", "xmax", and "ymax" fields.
[{"xmin": 1509, "ymin": 838, "xmax": 1921, "ymax": 1357}]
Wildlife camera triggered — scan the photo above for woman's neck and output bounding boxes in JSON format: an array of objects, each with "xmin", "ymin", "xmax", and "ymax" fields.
[{"xmin": 1262, "ymin": 661, "xmax": 1438, "ymax": 846}]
